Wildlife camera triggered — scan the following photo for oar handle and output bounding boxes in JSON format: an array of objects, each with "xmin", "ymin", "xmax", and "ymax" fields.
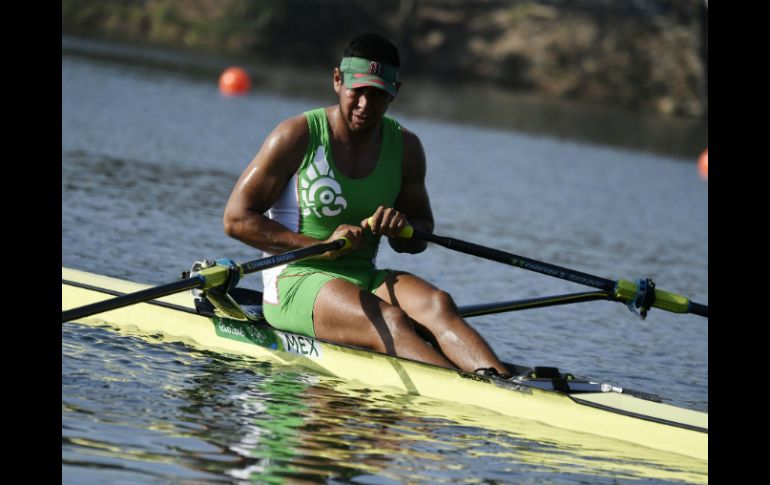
[
  {"xmin": 365, "ymin": 217, "xmax": 414, "ymax": 239},
  {"xmin": 397, "ymin": 225, "xmax": 414, "ymax": 239}
]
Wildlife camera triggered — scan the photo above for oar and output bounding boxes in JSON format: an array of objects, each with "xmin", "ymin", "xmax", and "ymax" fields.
[
  {"xmin": 397, "ymin": 225, "xmax": 708, "ymax": 318},
  {"xmin": 457, "ymin": 291, "xmax": 613, "ymax": 318},
  {"xmin": 62, "ymin": 239, "xmax": 350, "ymax": 323}
]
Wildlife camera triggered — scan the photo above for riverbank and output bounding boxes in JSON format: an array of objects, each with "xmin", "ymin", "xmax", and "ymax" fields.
[{"xmin": 62, "ymin": 0, "xmax": 707, "ymax": 120}]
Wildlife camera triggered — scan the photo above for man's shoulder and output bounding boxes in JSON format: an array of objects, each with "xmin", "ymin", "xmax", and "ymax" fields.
[
  {"xmin": 397, "ymin": 124, "xmax": 424, "ymax": 154},
  {"xmin": 275, "ymin": 112, "xmax": 311, "ymax": 134},
  {"xmin": 269, "ymin": 112, "xmax": 312, "ymax": 147}
]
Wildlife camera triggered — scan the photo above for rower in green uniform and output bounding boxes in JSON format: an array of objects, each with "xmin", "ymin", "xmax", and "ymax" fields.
[{"xmin": 224, "ymin": 33, "xmax": 510, "ymax": 376}]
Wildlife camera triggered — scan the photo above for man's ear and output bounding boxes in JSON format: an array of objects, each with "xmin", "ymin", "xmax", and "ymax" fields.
[
  {"xmin": 333, "ymin": 67, "xmax": 343, "ymax": 95},
  {"xmin": 386, "ymin": 82, "xmax": 401, "ymax": 103}
]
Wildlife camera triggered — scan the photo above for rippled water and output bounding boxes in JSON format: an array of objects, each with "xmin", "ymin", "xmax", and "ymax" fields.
[
  {"xmin": 62, "ymin": 36, "xmax": 708, "ymax": 483},
  {"xmin": 63, "ymin": 323, "xmax": 705, "ymax": 484}
]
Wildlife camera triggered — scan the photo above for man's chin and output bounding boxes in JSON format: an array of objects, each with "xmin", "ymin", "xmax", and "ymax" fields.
[{"xmin": 350, "ymin": 115, "xmax": 378, "ymax": 132}]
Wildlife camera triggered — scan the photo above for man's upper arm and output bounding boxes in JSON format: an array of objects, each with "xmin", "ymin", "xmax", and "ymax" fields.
[{"xmin": 226, "ymin": 115, "xmax": 308, "ymax": 216}]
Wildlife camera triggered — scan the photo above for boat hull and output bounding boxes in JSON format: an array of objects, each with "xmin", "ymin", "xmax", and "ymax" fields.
[{"xmin": 62, "ymin": 267, "xmax": 707, "ymax": 464}]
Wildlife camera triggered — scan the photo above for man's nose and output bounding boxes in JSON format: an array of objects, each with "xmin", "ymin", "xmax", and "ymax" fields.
[{"xmin": 357, "ymin": 91, "xmax": 370, "ymax": 109}]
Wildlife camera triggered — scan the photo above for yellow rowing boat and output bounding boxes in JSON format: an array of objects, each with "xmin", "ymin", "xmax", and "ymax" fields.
[{"xmin": 62, "ymin": 266, "xmax": 707, "ymax": 473}]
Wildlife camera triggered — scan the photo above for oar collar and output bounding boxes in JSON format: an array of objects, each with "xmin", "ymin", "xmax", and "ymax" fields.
[{"xmin": 629, "ymin": 278, "xmax": 656, "ymax": 319}]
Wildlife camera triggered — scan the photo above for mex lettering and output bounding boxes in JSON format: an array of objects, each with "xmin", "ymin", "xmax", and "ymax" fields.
[{"xmin": 283, "ymin": 334, "xmax": 320, "ymax": 357}]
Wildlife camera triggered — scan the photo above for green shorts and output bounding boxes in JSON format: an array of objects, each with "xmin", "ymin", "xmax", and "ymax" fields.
[{"xmin": 262, "ymin": 262, "xmax": 392, "ymax": 338}]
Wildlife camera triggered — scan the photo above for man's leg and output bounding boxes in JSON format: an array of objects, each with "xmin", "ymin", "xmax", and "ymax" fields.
[
  {"xmin": 374, "ymin": 272, "xmax": 510, "ymax": 375},
  {"xmin": 312, "ymin": 278, "xmax": 456, "ymax": 369}
]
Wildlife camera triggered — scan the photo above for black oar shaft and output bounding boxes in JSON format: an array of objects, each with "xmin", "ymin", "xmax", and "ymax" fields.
[
  {"xmin": 241, "ymin": 240, "xmax": 344, "ymax": 274},
  {"xmin": 689, "ymin": 302, "xmax": 708, "ymax": 318},
  {"xmin": 458, "ymin": 291, "xmax": 612, "ymax": 318},
  {"xmin": 62, "ymin": 277, "xmax": 202, "ymax": 323},
  {"xmin": 414, "ymin": 229, "xmax": 616, "ymax": 292},
  {"xmin": 408, "ymin": 228, "xmax": 707, "ymax": 318},
  {"xmin": 62, "ymin": 239, "xmax": 347, "ymax": 323}
]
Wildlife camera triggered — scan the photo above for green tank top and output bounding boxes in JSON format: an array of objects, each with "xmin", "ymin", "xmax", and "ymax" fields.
[{"xmin": 294, "ymin": 107, "xmax": 403, "ymax": 267}]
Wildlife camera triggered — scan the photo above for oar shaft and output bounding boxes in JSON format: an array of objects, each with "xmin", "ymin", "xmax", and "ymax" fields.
[
  {"xmin": 458, "ymin": 291, "xmax": 612, "ymax": 318},
  {"xmin": 241, "ymin": 240, "xmax": 345, "ymax": 274},
  {"xmin": 405, "ymin": 227, "xmax": 707, "ymax": 318},
  {"xmin": 413, "ymin": 229, "xmax": 616, "ymax": 292},
  {"xmin": 62, "ymin": 239, "xmax": 348, "ymax": 323},
  {"xmin": 689, "ymin": 301, "xmax": 708, "ymax": 318},
  {"xmin": 62, "ymin": 277, "xmax": 202, "ymax": 323}
]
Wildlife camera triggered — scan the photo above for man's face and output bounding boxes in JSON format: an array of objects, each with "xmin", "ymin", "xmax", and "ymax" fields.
[{"xmin": 334, "ymin": 68, "xmax": 394, "ymax": 133}]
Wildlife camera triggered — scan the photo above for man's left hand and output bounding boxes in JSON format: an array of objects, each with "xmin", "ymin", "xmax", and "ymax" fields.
[{"xmin": 361, "ymin": 206, "xmax": 408, "ymax": 238}]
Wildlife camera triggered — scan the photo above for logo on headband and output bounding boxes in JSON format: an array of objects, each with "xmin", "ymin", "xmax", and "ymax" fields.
[{"xmin": 368, "ymin": 61, "xmax": 382, "ymax": 76}]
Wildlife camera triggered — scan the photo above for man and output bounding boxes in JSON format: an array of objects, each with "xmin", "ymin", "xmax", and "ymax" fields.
[{"xmin": 224, "ymin": 33, "xmax": 510, "ymax": 376}]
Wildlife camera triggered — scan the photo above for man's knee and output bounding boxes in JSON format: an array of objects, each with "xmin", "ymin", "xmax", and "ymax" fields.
[{"xmin": 426, "ymin": 289, "xmax": 457, "ymax": 317}]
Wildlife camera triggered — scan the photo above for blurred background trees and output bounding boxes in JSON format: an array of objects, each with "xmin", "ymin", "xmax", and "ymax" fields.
[{"xmin": 62, "ymin": 0, "xmax": 708, "ymax": 119}]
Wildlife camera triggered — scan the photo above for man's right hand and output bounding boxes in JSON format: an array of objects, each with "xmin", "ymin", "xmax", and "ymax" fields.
[{"xmin": 321, "ymin": 224, "xmax": 364, "ymax": 259}]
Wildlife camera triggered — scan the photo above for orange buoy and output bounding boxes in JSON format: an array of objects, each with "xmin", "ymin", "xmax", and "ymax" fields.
[
  {"xmin": 697, "ymin": 149, "xmax": 708, "ymax": 181},
  {"xmin": 219, "ymin": 67, "xmax": 251, "ymax": 96}
]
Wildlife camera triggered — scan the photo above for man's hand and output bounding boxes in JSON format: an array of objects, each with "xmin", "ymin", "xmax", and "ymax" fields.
[
  {"xmin": 321, "ymin": 224, "xmax": 365, "ymax": 259},
  {"xmin": 361, "ymin": 206, "xmax": 408, "ymax": 238}
]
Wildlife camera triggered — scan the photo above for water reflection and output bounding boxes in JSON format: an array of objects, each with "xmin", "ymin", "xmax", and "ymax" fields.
[
  {"xmin": 179, "ymin": 356, "xmax": 707, "ymax": 484},
  {"xmin": 63, "ymin": 321, "xmax": 706, "ymax": 484}
]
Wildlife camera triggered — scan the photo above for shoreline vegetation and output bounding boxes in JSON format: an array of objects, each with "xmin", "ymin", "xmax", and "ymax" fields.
[{"xmin": 62, "ymin": 0, "xmax": 707, "ymax": 120}]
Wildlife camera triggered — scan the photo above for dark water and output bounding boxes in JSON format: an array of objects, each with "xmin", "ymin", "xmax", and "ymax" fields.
[{"xmin": 62, "ymin": 36, "xmax": 708, "ymax": 484}]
